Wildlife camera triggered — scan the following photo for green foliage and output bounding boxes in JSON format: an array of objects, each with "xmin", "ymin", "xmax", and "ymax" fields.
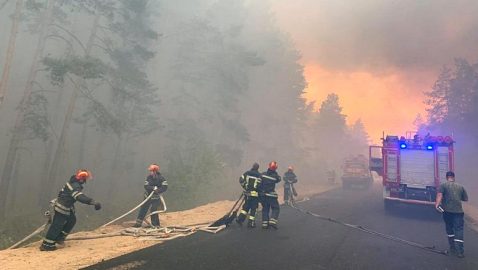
[
  {"xmin": 42, "ymin": 55, "xmax": 107, "ymax": 85},
  {"xmin": 165, "ymin": 140, "xmax": 226, "ymax": 208},
  {"xmin": 21, "ymin": 92, "xmax": 50, "ymax": 142},
  {"xmin": 315, "ymin": 93, "xmax": 348, "ymax": 145}
]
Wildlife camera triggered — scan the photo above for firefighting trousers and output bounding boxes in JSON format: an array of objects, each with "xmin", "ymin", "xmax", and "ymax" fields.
[
  {"xmin": 443, "ymin": 212, "xmax": 464, "ymax": 253},
  {"xmin": 41, "ymin": 210, "xmax": 76, "ymax": 248},
  {"xmin": 284, "ymin": 187, "xmax": 292, "ymax": 202},
  {"xmin": 136, "ymin": 198, "xmax": 161, "ymax": 226},
  {"xmin": 261, "ymin": 196, "xmax": 280, "ymax": 226},
  {"xmin": 237, "ymin": 196, "xmax": 259, "ymax": 223}
]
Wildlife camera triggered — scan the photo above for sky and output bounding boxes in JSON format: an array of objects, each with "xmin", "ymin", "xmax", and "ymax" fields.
[{"xmin": 271, "ymin": 0, "xmax": 478, "ymax": 141}]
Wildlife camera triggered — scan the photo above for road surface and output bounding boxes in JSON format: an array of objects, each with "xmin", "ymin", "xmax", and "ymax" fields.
[{"xmin": 85, "ymin": 183, "xmax": 478, "ymax": 270}]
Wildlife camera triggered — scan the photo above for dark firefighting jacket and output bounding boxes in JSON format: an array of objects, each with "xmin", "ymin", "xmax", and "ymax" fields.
[
  {"xmin": 239, "ymin": 168, "xmax": 262, "ymax": 197},
  {"xmin": 283, "ymin": 171, "xmax": 298, "ymax": 188},
  {"xmin": 260, "ymin": 169, "xmax": 281, "ymax": 197},
  {"xmin": 54, "ymin": 176, "xmax": 94, "ymax": 215},
  {"xmin": 144, "ymin": 172, "xmax": 168, "ymax": 200}
]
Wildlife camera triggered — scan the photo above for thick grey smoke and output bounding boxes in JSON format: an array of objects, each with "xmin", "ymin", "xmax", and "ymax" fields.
[{"xmin": 273, "ymin": 0, "xmax": 478, "ymax": 72}]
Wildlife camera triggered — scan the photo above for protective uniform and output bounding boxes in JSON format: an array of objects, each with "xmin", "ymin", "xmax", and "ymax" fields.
[
  {"xmin": 283, "ymin": 167, "xmax": 298, "ymax": 204},
  {"xmin": 236, "ymin": 163, "xmax": 262, "ymax": 228},
  {"xmin": 40, "ymin": 170, "xmax": 101, "ymax": 251},
  {"xmin": 259, "ymin": 162, "xmax": 281, "ymax": 229},
  {"xmin": 134, "ymin": 164, "xmax": 168, "ymax": 227},
  {"xmin": 438, "ymin": 171, "xmax": 468, "ymax": 258}
]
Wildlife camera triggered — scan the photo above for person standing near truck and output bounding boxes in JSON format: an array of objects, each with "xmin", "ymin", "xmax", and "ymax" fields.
[{"xmin": 435, "ymin": 171, "xmax": 469, "ymax": 258}]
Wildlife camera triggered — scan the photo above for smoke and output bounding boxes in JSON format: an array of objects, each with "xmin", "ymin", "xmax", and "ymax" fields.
[
  {"xmin": 270, "ymin": 0, "xmax": 478, "ymax": 139},
  {"xmin": 272, "ymin": 0, "xmax": 478, "ymax": 73}
]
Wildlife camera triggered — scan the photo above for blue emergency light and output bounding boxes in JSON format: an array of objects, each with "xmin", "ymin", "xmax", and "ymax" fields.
[
  {"xmin": 426, "ymin": 145, "xmax": 434, "ymax": 150},
  {"xmin": 400, "ymin": 143, "xmax": 407, "ymax": 149}
]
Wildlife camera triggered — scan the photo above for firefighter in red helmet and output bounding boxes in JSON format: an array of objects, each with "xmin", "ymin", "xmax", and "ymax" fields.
[
  {"xmin": 133, "ymin": 164, "xmax": 168, "ymax": 228},
  {"xmin": 40, "ymin": 169, "xmax": 101, "ymax": 251},
  {"xmin": 259, "ymin": 161, "xmax": 281, "ymax": 229}
]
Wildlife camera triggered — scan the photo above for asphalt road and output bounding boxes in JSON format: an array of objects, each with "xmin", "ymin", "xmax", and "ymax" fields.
[{"xmin": 85, "ymin": 183, "xmax": 478, "ymax": 270}]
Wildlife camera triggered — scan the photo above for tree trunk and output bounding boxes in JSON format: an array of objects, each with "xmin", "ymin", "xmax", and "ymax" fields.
[
  {"xmin": 104, "ymin": 136, "xmax": 126, "ymax": 200},
  {"xmin": 46, "ymin": 12, "xmax": 101, "ymax": 195},
  {"xmin": 78, "ymin": 121, "xmax": 88, "ymax": 167},
  {"xmin": 38, "ymin": 72, "xmax": 65, "ymax": 207},
  {"xmin": 0, "ymin": 0, "xmax": 23, "ymax": 105},
  {"xmin": 0, "ymin": 0, "xmax": 54, "ymax": 218},
  {"xmin": 7, "ymin": 152, "xmax": 22, "ymax": 210}
]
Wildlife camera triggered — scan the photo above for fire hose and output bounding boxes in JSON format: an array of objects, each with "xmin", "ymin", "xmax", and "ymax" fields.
[
  {"xmin": 101, "ymin": 191, "xmax": 158, "ymax": 227},
  {"xmin": 8, "ymin": 213, "xmax": 51, "ymax": 249},
  {"xmin": 8, "ymin": 205, "xmax": 53, "ymax": 249},
  {"xmin": 289, "ymin": 201, "xmax": 449, "ymax": 256},
  {"xmin": 8, "ymin": 191, "xmax": 229, "ymax": 249}
]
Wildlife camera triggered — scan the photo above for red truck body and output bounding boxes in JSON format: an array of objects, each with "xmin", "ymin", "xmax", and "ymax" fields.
[{"xmin": 379, "ymin": 134, "xmax": 454, "ymax": 209}]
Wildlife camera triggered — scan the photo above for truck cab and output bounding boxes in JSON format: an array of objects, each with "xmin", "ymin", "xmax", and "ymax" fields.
[
  {"xmin": 369, "ymin": 145, "xmax": 383, "ymax": 176},
  {"xmin": 382, "ymin": 134, "xmax": 454, "ymax": 210}
]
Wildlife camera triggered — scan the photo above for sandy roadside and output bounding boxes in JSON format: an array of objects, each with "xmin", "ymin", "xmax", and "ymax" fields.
[
  {"xmin": 464, "ymin": 204, "xmax": 478, "ymax": 233},
  {"xmin": 0, "ymin": 184, "xmax": 336, "ymax": 270}
]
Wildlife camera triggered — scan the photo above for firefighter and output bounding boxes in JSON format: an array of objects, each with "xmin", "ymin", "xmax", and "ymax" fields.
[
  {"xmin": 283, "ymin": 166, "xmax": 298, "ymax": 205},
  {"xmin": 133, "ymin": 164, "xmax": 168, "ymax": 228},
  {"xmin": 435, "ymin": 171, "xmax": 469, "ymax": 258},
  {"xmin": 40, "ymin": 169, "xmax": 101, "ymax": 251},
  {"xmin": 236, "ymin": 162, "xmax": 262, "ymax": 228},
  {"xmin": 259, "ymin": 161, "xmax": 281, "ymax": 229}
]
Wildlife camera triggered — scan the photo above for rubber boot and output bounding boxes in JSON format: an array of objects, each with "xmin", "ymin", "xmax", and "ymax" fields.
[
  {"xmin": 247, "ymin": 219, "xmax": 256, "ymax": 228},
  {"xmin": 39, "ymin": 243, "xmax": 57, "ymax": 251},
  {"xmin": 447, "ymin": 238, "xmax": 457, "ymax": 255},
  {"xmin": 261, "ymin": 221, "xmax": 269, "ymax": 229},
  {"xmin": 269, "ymin": 218, "xmax": 278, "ymax": 230},
  {"xmin": 456, "ymin": 241, "xmax": 464, "ymax": 258}
]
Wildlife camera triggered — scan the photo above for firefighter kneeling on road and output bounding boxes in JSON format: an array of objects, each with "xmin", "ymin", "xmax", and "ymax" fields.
[
  {"xmin": 283, "ymin": 166, "xmax": 298, "ymax": 205},
  {"xmin": 260, "ymin": 161, "xmax": 281, "ymax": 229},
  {"xmin": 236, "ymin": 162, "xmax": 262, "ymax": 228},
  {"xmin": 40, "ymin": 169, "xmax": 101, "ymax": 251},
  {"xmin": 435, "ymin": 171, "xmax": 469, "ymax": 258},
  {"xmin": 134, "ymin": 164, "xmax": 168, "ymax": 228}
]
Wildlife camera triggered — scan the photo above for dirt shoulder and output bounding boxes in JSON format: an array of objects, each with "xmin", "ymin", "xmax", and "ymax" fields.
[
  {"xmin": 464, "ymin": 204, "xmax": 478, "ymax": 233},
  {"xmin": 0, "ymin": 184, "xmax": 336, "ymax": 270}
]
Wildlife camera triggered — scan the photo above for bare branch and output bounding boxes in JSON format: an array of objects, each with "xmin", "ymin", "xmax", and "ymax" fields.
[
  {"xmin": 49, "ymin": 23, "xmax": 87, "ymax": 54},
  {"xmin": 45, "ymin": 34, "xmax": 74, "ymax": 50}
]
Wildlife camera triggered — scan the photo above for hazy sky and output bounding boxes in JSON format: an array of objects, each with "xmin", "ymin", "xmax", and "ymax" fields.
[{"xmin": 271, "ymin": 0, "xmax": 478, "ymax": 141}]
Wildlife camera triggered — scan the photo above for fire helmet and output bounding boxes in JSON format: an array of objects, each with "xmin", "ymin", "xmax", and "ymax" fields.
[
  {"xmin": 148, "ymin": 164, "xmax": 160, "ymax": 172},
  {"xmin": 75, "ymin": 169, "xmax": 92, "ymax": 181},
  {"xmin": 268, "ymin": 161, "xmax": 278, "ymax": 171}
]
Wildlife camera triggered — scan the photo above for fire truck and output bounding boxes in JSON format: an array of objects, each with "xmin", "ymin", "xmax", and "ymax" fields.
[
  {"xmin": 341, "ymin": 155, "xmax": 373, "ymax": 188},
  {"xmin": 378, "ymin": 133, "xmax": 455, "ymax": 210}
]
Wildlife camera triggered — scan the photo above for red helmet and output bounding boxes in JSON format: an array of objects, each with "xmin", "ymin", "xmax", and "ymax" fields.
[
  {"xmin": 268, "ymin": 161, "xmax": 278, "ymax": 171},
  {"xmin": 75, "ymin": 169, "xmax": 92, "ymax": 181},
  {"xmin": 148, "ymin": 164, "xmax": 160, "ymax": 172}
]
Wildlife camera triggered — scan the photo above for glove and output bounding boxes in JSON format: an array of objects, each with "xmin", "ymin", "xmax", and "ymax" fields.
[
  {"xmin": 94, "ymin": 202, "xmax": 102, "ymax": 211},
  {"xmin": 153, "ymin": 186, "xmax": 160, "ymax": 193},
  {"xmin": 436, "ymin": 205, "xmax": 444, "ymax": 213}
]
